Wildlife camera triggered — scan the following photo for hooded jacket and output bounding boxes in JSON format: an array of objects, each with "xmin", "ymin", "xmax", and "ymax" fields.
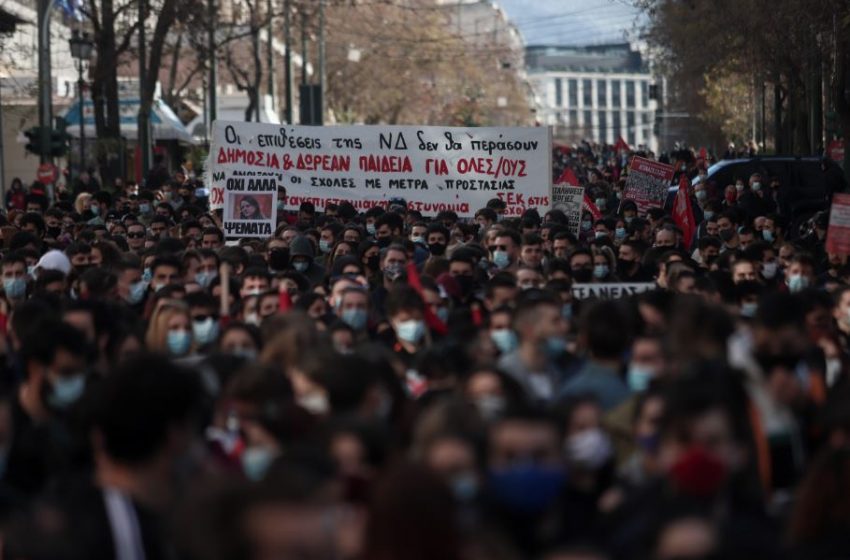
[{"xmin": 289, "ymin": 236, "xmax": 326, "ymax": 286}]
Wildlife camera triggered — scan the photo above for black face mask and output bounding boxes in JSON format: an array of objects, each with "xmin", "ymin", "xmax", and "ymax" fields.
[
  {"xmin": 428, "ymin": 242, "xmax": 447, "ymax": 256},
  {"xmin": 366, "ymin": 255, "xmax": 380, "ymax": 271},
  {"xmin": 455, "ymin": 274, "xmax": 475, "ymax": 296},
  {"xmin": 377, "ymin": 237, "xmax": 391, "ymax": 249},
  {"xmin": 572, "ymin": 268, "xmax": 593, "ymax": 283},
  {"xmin": 47, "ymin": 226, "xmax": 61, "ymax": 238},
  {"xmin": 719, "ymin": 229, "xmax": 735, "ymax": 242},
  {"xmin": 269, "ymin": 248, "xmax": 290, "ymax": 271},
  {"xmin": 616, "ymin": 259, "xmax": 635, "ymax": 276}
]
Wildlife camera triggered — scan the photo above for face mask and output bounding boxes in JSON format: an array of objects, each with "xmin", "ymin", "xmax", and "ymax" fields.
[
  {"xmin": 490, "ymin": 328, "xmax": 518, "ymax": 354},
  {"xmin": 719, "ymin": 228, "xmax": 734, "ymax": 242},
  {"xmin": 616, "ymin": 191, "xmax": 622, "ymax": 200},
  {"xmin": 581, "ymin": 220, "xmax": 592, "ymax": 232},
  {"xmin": 366, "ymin": 223, "xmax": 376, "ymax": 235},
  {"xmin": 293, "ymin": 260, "xmax": 309, "ymax": 273},
  {"xmin": 787, "ymin": 274, "xmax": 809, "ymax": 293},
  {"xmin": 703, "ymin": 210, "xmax": 714, "ymax": 221},
  {"xmin": 126, "ymin": 280, "xmax": 147, "ymax": 305},
  {"xmin": 193, "ymin": 317, "xmax": 220, "ymax": 346},
  {"xmin": 566, "ymin": 428, "xmax": 613, "ymax": 470},
  {"xmin": 384, "ymin": 263, "xmax": 404, "ymax": 281},
  {"xmin": 615, "ymin": 227, "xmax": 626, "ymax": 239},
  {"xmin": 47, "ymin": 226, "xmax": 62, "ymax": 238},
  {"xmin": 167, "ymin": 330, "xmax": 192, "ymax": 356},
  {"xmin": 411, "ymin": 236, "xmax": 425, "ymax": 244},
  {"xmin": 594, "ymin": 198, "xmax": 606, "ymax": 209},
  {"xmin": 366, "ymin": 255, "xmax": 380, "ymax": 271},
  {"xmin": 762, "ymin": 229, "xmax": 774, "ymax": 242},
  {"xmin": 428, "ymin": 242, "xmax": 447, "ymax": 256},
  {"xmin": 436, "ymin": 307, "xmax": 450, "ymax": 324},
  {"xmin": 572, "ymin": 268, "xmax": 593, "ymax": 283},
  {"xmin": 740, "ymin": 302, "xmax": 758, "ymax": 318},
  {"xmin": 230, "ymin": 347, "xmax": 258, "ymax": 361},
  {"xmin": 3, "ymin": 277, "xmax": 26, "ymax": 299},
  {"xmin": 195, "ymin": 271, "xmax": 217, "ymax": 289},
  {"xmin": 26, "ymin": 265, "xmax": 35, "ymax": 279},
  {"xmin": 488, "ymin": 464, "xmax": 566, "ymax": 515},
  {"xmin": 48, "ymin": 374, "xmax": 86, "ymax": 409},
  {"xmin": 319, "ymin": 239, "xmax": 332, "ymax": 254},
  {"xmin": 241, "ymin": 446, "xmax": 277, "ymax": 481},
  {"xmin": 593, "ymin": 264, "xmax": 609, "ymax": 279},
  {"xmin": 142, "ymin": 267, "xmax": 153, "ymax": 283},
  {"xmin": 474, "ymin": 395, "xmax": 506, "ymax": 422},
  {"xmin": 761, "ymin": 261, "xmax": 778, "ymax": 279},
  {"xmin": 735, "ymin": 183, "xmax": 744, "ymax": 192},
  {"xmin": 627, "ymin": 364, "xmax": 655, "ymax": 392},
  {"xmin": 90, "ymin": 205, "xmax": 101, "ymax": 216},
  {"xmin": 492, "ymin": 250, "xmax": 511, "ymax": 269},
  {"xmin": 594, "ymin": 231, "xmax": 608, "ymax": 240},
  {"xmin": 624, "ymin": 215, "xmax": 634, "ymax": 225},
  {"xmin": 341, "ymin": 308, "xmax": 368, "ymax": 330},
  {"xmin": 394, "ymin": 319, "xmax": 425, "ymax": 344},
  {"xmin": 561, "ymin": 303, "xmax": 573, "ymax": 321},
  {"xmin": 244, "ymin": 312, "xmax": 261, "ymax": 327},
  {"xmin": 695, "ymin": 190, "xmax": 707, "ymax": 201},
  {"xmin": 545, "ymin": 336, "xmax": 566, "ymax": 358},
  {"xmin": 277, "ymin": 200, "xmax": 286, "ymax": 210},
  {"xmin": 752, "ymin": 182, "xmax": 761, "ymax": 191},
  {"xmin": 297, "ymin": 392, "xmax": 329, "ymax": 415},
  {"xmin": 450, "ymin": 473, "xmax": 478, "ymax": 503},
  {"xmin": 139, "ymin": 203, "xmax": 151, "ymax": 214}
]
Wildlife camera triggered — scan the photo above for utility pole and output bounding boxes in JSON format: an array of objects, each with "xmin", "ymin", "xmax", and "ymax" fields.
[
  {"xmin": 37, "ymin": 0, "xmax": 54, "ymax": 164},
  {"xmin": 208, "ymin": 0, "xmax": 217, "ymax": 125},
  {"xmin": 267, "ymin": 0, "xmax": 275, "ymax": 116},
  {"xmin": 318, "ymin": 0, "xmax": 325, "ymax": 125},
  {"xmin": 283, "ymin": 0, "xmax": 292, "ymax": 123},
  {"xmin": 138, "ymin": 0, "xmax": 151, "ymax": 181},
  {"xmin": 301, "ymin": 10, "xmax": 307, "ymax": 87}
]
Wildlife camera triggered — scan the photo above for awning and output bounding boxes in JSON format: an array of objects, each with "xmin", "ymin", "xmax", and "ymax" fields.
[{"xmin": 62, "ymin": 98, "xmax": 197, "ymax": 144}]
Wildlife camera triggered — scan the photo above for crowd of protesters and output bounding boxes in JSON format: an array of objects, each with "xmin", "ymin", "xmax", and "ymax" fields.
[{"xmin": 0, "ymin": 140, "xmax": 845, "ymax": 560}]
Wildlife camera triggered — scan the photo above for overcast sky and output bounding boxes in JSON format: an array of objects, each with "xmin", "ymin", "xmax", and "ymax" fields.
[{"xmin": 497, "ymin": 0, "xmax": 644, "ymax": 46}]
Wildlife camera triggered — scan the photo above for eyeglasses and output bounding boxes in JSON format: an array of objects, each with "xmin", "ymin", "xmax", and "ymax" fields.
[{"xmin": 127, "ymin": 231, "xmax": 145, "ymax": 238}]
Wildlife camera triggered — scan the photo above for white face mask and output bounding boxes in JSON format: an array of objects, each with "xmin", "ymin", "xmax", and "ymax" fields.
[{"xmin": 761, "ymin": 261, "xmax": 778, "ymax": 279}]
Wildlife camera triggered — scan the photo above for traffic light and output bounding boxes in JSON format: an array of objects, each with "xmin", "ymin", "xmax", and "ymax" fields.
[
  {"xmin": 50, "ymin": 117, "xmax": 70, "ymax": 157},
  {"xmin": 24, "ymin": 126, "xmax": 44, "ymax": 156}
]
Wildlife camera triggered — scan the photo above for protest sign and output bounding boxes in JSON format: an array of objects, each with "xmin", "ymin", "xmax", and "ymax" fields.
[
  {"xmin": 551, "ymin": 184, "xmax": 584, "ymax": 237},
  {"xmin": 826, "ymin": 193, "xmax": 850, "ymax": 255},
  {"xmin": 622, "ymin": 156, "xmax": 674, "ymax": 214},
  {"xmin": 572, "ymin": 283, "xmax": 655, "ymax": 300},
  {"xmin": 221, "ymin": 172, "xmax": 279, "ymax": 239},
  {"xmin": 209, "ymin": 121, "xmax": 551, "ymax": 220}
]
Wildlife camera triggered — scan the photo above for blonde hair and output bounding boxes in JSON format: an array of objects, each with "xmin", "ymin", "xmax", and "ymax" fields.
[
  {"xmin": 74, "ymin": 192, "xmax": 93, "ymax": 214},
  {"xmin": 259, "ymin": 312, "xmax": 320, "ymax": 376},
  {"xmin": 146, "ymin": 299, "xmax": 193, "ymax": 353}
]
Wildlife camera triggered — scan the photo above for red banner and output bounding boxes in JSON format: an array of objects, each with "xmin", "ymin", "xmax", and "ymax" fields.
[
  {"xmin": 555, "ymin": 167, "xmax": 580, "ymax": 186},
  {"xmin": 827, "ymin": 193, "xmax": 850, "ymax": 255},
  {"xmin": 583, "ymin": 194, "xmax": 602, "ymax": 221},
  {"xmin": 673, "ymin": 174, "xmax": 696, "ymax": 249}
]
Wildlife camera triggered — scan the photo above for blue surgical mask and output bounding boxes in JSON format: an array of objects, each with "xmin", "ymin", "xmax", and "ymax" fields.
[
  {"xmin": 492, "ymin": 250, "xmax": 511, "ymax": 269},
  {"xmin": 740, "ymin": 302, "xmax": 758, "ymax": 318},
  {"xmin": 341, "ymin": 308, "xmax": 368, "ymax": 330},
  {"xmin": 166, "ymin": 330, "xmax": 192, "ymax": 356},
  {"xmin": 593, "ymin": 264, "xmax": 609, "ymax": 279},
  {"xmin": 195, "ymin": 271, "xmax": 217, "ymax": 289},
  {"xmin": 561, "ymin": 303, "xmax": 573, "ymax": 320},
  {"xmin": 241, "ymin": 446, "xmax": 277, "ymax": 481},
  {"xmin": 395, "ymin": 319, "xmax": 425, "ymax": 344},
  {"xmin": 436, "ymin": 307, "xmax": 450, "ymax": 324},
  {"xmin": 594, "ymin": 231, "xmax": 608, "ymax": 240},
  {"xmin": 231, "ymin": 347, "xmax": 258, "ymax": 361},
  {"xmin": 90, "ymin": 205, "xmax": 100, "ymax": 216},
  {"xmin": 48, "ymin": 374, "xmax": 86, "ymax": 409},
  {"xmin": 545, "ymin": 336, "xmax": 566, "ymax": 357},
  {"xmin": 762, "ymin": 229, "xmax": 774, "ymax": 242},
  {"xmin": 193, "ymin": 317, "xmax": 220, "ymax": 346},
  {"xmin": 488, "ymin": 464, "xmax": 566, "ymax": 515},
  {"xmin": 142, "ymin": 267, "xmax": 152, "ymax": 283},
  {"xmin": 627, "ymin": 364, "xmax": 654, "ymax": 393},
  {"xmin": 27, "ymin": 265, "xmax": 36, "ymax": 279},
  {"xmin": 615, "ymin": 227, "xmax": 626, "ymax": 239},
  {"xmin": 139, "ymin": 203, "xmax": 151, "ymax": 215},
  {"xmin": 3, "ymin": 277, "xmax": 26, "ymax": 299},
  {"xmin": 293, "ymin": 260, "xmax": 309, "ymax": 273},
  {"xmin": 752, "ymin": 182, "xmax": 762, "ymax": 191},
  {"xmin": 581, "ymin": 220, "xmax": 593, "ymax": 232},
  {"xmin": 411, "ymin": 236, "xmax": 425, "ymax": 245},
  {"xmin": 319, "ymin": 239, "xmax": 332, "ymax": 254},
  {"xmin": 695, "ymin": 190, "xmax": 707, "ymax": 201},
  {"xmin": 126, "ymin": 280, "xmax": 147, "ymax": 305},
  {"xmin": 703, "ymin": 210, "xmax": 714, "ymax": 221},
  {"xmin": 594, "ymin": 197, "xmax": 606, "ymax": 209},
  {"xmin": 490, "ymin": 328, "xmax": 518, "ymax": 354},
  {"xmin": 787, "ymin": 274, "xmax": 809, "ymax": 293}
]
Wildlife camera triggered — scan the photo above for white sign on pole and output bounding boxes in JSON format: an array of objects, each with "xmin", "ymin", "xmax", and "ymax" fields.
[
  {"xmin": 551, "ymin": 183, "xmax": 584, "ymax": 238},
  {"xmin": 209, "ymin": 121, "xmax": 551, "ymax": 225}
]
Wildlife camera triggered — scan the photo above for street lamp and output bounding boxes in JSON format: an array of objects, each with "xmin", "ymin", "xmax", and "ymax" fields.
[{"xmin": 69, "ymin": 29, "xmax": 94, "ymax": 180}]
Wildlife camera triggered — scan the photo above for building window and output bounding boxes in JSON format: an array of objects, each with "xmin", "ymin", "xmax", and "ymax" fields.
[
  {"xmin": 555, "ymin": 78, "xmax": 563, "ymax": 107},
  {"xmin": 598, "ymin": 111, "xmax": 607, "ymax": 141},
  {"xmin": 613, "ymin": 112, "xmax": 621, "ymax": 139},
  {"xmin": 611, "ymin": 80, "xmax": 621, "ymax": 107},
  {"xmin": 583, "ymin": 110, "xmax": 592, "ymax": 129},
  {"xmin": 626, "ymin": 81, "xmax": 635, "ymax": 108},
  {"xmin": 582, "ymin": 79, "xmax": 592, "ymax": 107},
  {"xmin": 642, "ymin": 113, "xmax": 651, "ymax": 124},
  {"xmin": 597, "ymin": 80, "xmax": 607, "ymax": 108},
  {"xmin": 641, "ymin": 81, "xmax": 649, "ymax": 108},
  {"xmin": 627, "ymin": 112, "xmax": 636, "ymax": 145},
  {"xmin": 568, "ymin": 79, "xmax": 577, "ymax": 107},
  {"xmin": 628, "ymin": 130, "xmax": 636, "ymax": 147},
  {"xmin": 569, "ymin": 109, "xmax": 578, "ymax": 125}
]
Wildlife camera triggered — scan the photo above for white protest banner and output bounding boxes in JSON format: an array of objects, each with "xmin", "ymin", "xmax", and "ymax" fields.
[
  {"xmin": 622, "ymin": 156, "xmax": 674, "ymax": 214},
  {"xmin": 572, "ymin": 283, "xmax": 655, "ymax": 300},
  {"xmin": 551, "ymin": 183, "xmax": 584, "ymax": 238},
  {"xmin": 209, "ymin": 121, "xmax": 551, "ymax": 219}
]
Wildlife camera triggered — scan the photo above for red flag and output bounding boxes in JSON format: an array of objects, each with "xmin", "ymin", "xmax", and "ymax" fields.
[
  {"xmin": 699, "ymin": 147, "xmax": 708, "ymax": 161},
  {"xmin": 406, "ymin": 262, "xmax": 448, "ymax": 335},
  {"xmin": 673, "ymin": 174, "xmax": 696, "ymax": 249},
  {"xmin": 555, "ymin": 167, "xmax": 580, "ymax": 186},
  {"xmin": 278, "ymin": 290, "xmax": 292, "ymax": 312},
  {"xmin": 583, "ymin": 194, "xmax": 602, "ymax": 221},
  {"xmin": 614, "ymin": 136, "xmax": 630, "ymax": 152}
]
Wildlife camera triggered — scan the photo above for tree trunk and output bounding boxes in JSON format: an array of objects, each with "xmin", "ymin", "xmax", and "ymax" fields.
[
  {"xmin": 139, "ymin": 0, "xmax": 180, "ymax": 158},
  {"xmin": 92, "ymin": 0, "xmax": 122, "ymax": 186}
]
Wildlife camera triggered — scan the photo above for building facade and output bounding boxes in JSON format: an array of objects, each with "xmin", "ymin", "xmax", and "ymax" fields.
[{"xmin": 526, "ymin": 43, "xmax": 658, "ymax": 151}]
